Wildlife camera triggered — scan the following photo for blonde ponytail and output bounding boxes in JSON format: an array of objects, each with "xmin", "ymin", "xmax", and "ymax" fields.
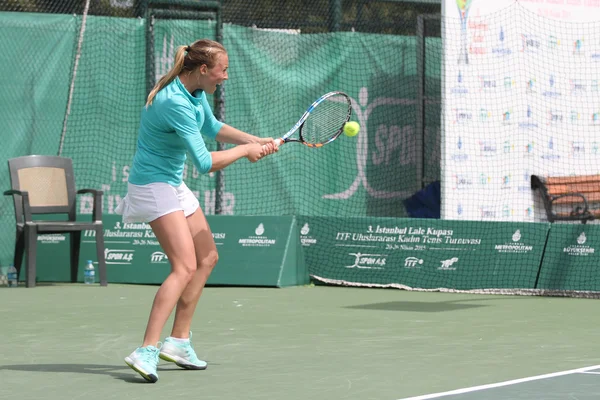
[
  {"xmin": 145, "ymin": 45, "xmax": 187, "ymax": 107},
  {"xmin": 145, "ymin": 39, "xmax": 226, "ymax": 108}
]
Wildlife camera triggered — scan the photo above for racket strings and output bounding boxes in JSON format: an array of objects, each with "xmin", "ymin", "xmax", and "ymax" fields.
[{"xmin": 301, "ymin": 95, "xmax": 350, "ymax": 144}]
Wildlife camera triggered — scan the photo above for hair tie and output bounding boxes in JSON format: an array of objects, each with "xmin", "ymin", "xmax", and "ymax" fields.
[{"xmin": 185, "ymin": 46, "xmax": 191, "ymax": 52}]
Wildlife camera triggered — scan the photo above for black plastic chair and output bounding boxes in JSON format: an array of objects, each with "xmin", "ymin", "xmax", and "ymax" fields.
[{"xmin": 4, "ymin": 155, "xmax": 107, "ymax": 288}]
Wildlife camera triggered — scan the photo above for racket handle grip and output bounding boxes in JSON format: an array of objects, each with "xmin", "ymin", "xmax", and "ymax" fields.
[{"xmin": 262, "ymin": 138, "xmax": 283, "ymax": 148}]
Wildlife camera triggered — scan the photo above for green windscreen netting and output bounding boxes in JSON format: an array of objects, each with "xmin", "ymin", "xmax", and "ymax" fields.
[
  {"xmin": 5, "ymin": 0, "xmax": 600, "ymax": 296},
  {"xmin": 0, "ymin": 1, "xmax": 441, "ymax": 223},
  {"xmin": 11, "ymin": 0, "xmax": 540, "ymax": 294}
]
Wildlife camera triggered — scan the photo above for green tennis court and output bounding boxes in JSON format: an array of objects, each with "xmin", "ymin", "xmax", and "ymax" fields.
[
  {"xmin": 2, "ymin": 284, "xmax": 599, "ymax": 400},
  {"xmin": 399, "ymin": 366, "xmax": 600, "ymax": 399}
]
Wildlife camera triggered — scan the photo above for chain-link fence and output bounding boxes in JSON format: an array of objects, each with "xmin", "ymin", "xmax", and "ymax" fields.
[{"xmin": 0, "ymin": 0, "xmax": 441, "ymax": 266}]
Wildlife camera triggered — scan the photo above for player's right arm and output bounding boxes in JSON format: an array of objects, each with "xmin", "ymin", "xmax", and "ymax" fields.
[
  {"xmin": 209, "ymin": 143, "xmax": 264, "ymax": 172},
  {"xmin": 162, "ymin": 98, "xmax": 265, "ymax": 174}
]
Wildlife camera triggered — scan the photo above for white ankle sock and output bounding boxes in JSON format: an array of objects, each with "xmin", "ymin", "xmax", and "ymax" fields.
[{"xmin": 169, "ymin": 336, "xmax": 190, "ymax": 343}]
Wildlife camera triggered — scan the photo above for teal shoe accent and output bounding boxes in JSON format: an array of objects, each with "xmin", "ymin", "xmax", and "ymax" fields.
[
  {"xmin": 159, "ymin": 331, "xmax": 207, "ymax": 370},
  {"xmin": 125, "ymin": 344, "xmax": 161, "ymax": 383}
]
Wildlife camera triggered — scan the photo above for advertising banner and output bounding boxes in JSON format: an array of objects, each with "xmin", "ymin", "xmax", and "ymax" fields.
[
  {"xmin": 537, "ymin": 224, "xmax": 600, "ymax": 291},
  {"xmin": 34, "ymin": 215, "xmax": 308, "ymax": 287},
  {"xmin": 300, "ymin": 217, "xmax": 549, "ymax": 290},
  {"xmin": 442, "ymin": 0, "xmax": 600, "ymax": 221}
]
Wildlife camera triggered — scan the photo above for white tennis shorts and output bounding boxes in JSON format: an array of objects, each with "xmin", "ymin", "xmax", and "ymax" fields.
[{"xmin": 115, "ymin": 182, "xmax": 200, "ymax": 223}]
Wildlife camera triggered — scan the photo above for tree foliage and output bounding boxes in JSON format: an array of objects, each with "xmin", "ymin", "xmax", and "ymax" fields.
[{"xmin": 0, "ymin": 0, "xmax": 440, "ymax": 35}]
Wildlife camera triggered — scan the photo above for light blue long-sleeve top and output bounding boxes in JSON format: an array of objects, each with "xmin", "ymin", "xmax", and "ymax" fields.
[{"xmin": 128, "ymin": 76, "xmax": 224, "ymax": 186}]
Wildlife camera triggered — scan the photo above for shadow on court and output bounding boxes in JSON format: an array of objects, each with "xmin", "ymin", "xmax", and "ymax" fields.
[
  {"xmin": 0, "ymin": 364, "xmax": 146, "ymax": 383},
  {"xmin": 345, "ymin": 300, "xmax": 488, "ymax": 312},
  {"xmin": 345, "ymin": 294, "xmax": 536, "ymax": 312}
]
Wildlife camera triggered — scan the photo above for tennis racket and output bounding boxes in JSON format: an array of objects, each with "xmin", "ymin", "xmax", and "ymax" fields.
[{"xmin": 270, "ymin": 91, "xmax": 352, "ymax": 148}]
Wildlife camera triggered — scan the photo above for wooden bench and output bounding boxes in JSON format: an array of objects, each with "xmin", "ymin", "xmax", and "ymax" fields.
[{"xmin": 531, "ymin": 174, "xmax": 600, "ymax": 223}]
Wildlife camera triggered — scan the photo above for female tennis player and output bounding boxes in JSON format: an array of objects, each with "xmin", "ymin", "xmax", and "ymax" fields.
[{"xmin": 117, "ymin": 39, "xmax": 278, "ymax": 383}]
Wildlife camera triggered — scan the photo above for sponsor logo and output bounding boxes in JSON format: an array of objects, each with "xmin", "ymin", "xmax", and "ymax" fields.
[
  {"xmin": 450, "ymin": 136, "xmax": 469, "ymax": 162},
  {"xmin": 571, "ymin": 141, "xmax": 585, "ymax": 158},
  {"xmin": 542, "ymin": 75, "xmax": 561, "ymax": 98},
  {"xmin": 479, "ymin": 140, "xmax": 497, "ymax": 157},
  {"xmin": 526, "ymin": 77, "xmax": 537, "ymax": 94},
  {"xmin": 404, "ymin": 257, "xmax": 424, "ymax": 268},
  {"xmin": 547, "ymin": 109, "xmax": 563, "ymax": 125},
  {"xmin": 521, "ymin": 34, "xmax": 541, "ymax": 53},
  {"xmin": 563, "ymin": 232, "xmax": 595, "ymax": 256},
  {"xmin": 518, "ymin": 106, "xmax": 538, "ymax": 129},
  {"xmin": 238, "ymin": 223, "xmax": 276, "ymax": 247},
  {"xmin": 480, "ymin": 206, "xmax": 497, "ymax": 219},
  {"xmin": 37, "ymin": 234, "xmax": 67, "ymax": 244},
  {"xmin": 502, "ymin": 109, "xmax": 513, "ymax": 124},
  {"xmin": 492, "ymin": 27, "xmax": 512, "ymax": 56},
  {"xmin": 453, "ymin": 174, "xmax": 473, "ymax": 190},
  {"xmin": 494, "ymin": 230, "xmax": 534, "ymax": 253},
  {"xmin": 503, "ymin": 76, "xmax": 515, "ymax": 89},
  {"xmin": 450, "ymin": 71, "xmax": 469, "ymax": 95},
  {"xmin": 300, "ymin": 223, "xmax": 317, "ymax": 246},
  {"xmin": 524, "ymin": 142, "xmax": 535, "ymax": 156},
  {"xmin": 479, "ymin": 108, "xmax": 491, "ymax": 122},
  {"xmin": 346, "ymin": 252, "xmax": 387, "ymax": 269},
  {"xmin": 438, "ymin": 258, "xmax": 458, "ymax": 270},
  {"xmin": 573, "ymin": 38, "xmax": 584, "ymax": 56},
  {"xmin": 518, "ymin": 171, "xmax": 531, "ymax": 192},
  {"xmin": 502, "ymin": 205, "xmax": 514, "ymax": 218},
  {"xmin": 570, "ymin": 79, "xmax": 586, "ymax": 95},
  {"xmin": 504, "ymin": 76, "xmax": 516, "ymax": 90},
  {"xmin": 547, "ymin": 35, "xmax": 560, "ymax": 50},
  {"xmin": 525, "ymin": 206, "xmax": 534, "ymax": 218},
  {"xmin": 150, "ymin": 251, "xmax": 168, "ymax": 264},
  {"xmin": 478, "ymin": 173, "xmax": 492, "ymax": 186},
  {"xmin": 255, "ymin": 224, "xmax": 264, "ymax": 235},
  {"xmin": 105, "ymin": 249, "xmax": 134, "ymax": 265},
  {"xmin": 501, "ymin": 174, "xmax": 512, "ymax": 190},
  {"xmin": 453, "ymin": 108, "xmax": 473, "ymax": 124},
  {"xmin": 479, "ymin": 75, "xmax": 497, "ymax": 91},
  {"xmin": 540, "ymin": 137, "xmax": 560, "ymax": 161}
]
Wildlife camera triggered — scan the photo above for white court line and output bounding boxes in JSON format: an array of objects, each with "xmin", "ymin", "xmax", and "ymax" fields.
[{"xmin": 397, "ymin": 365, "xmax": 600, "ymax": 400}]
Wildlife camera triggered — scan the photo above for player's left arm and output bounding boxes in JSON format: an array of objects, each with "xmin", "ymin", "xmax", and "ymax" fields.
[
  {"xmin": 215, "ymin": 124, "xmax": 273, "ymax": 146},
  {"xmin": 198, "ymin": 91, "xmax": 277, "ymax": 151}
]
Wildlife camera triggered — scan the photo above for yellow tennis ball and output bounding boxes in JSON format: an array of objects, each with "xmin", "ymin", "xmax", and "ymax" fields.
[{"xmin": 344, "ymin": 121, "xmax": 360, "ymax": 137}]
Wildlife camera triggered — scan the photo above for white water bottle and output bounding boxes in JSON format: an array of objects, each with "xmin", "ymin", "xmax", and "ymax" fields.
[
  {"xmin": 0, "ymin": 263, "xmax": 6, "ymax": 287},
  {"xmin": 7, "ymin": 264, "xmax": 18, "ymax": 288},
  {"xmin": 84, "ymin": 260, "xmax": 96, "ymax": 285}
]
